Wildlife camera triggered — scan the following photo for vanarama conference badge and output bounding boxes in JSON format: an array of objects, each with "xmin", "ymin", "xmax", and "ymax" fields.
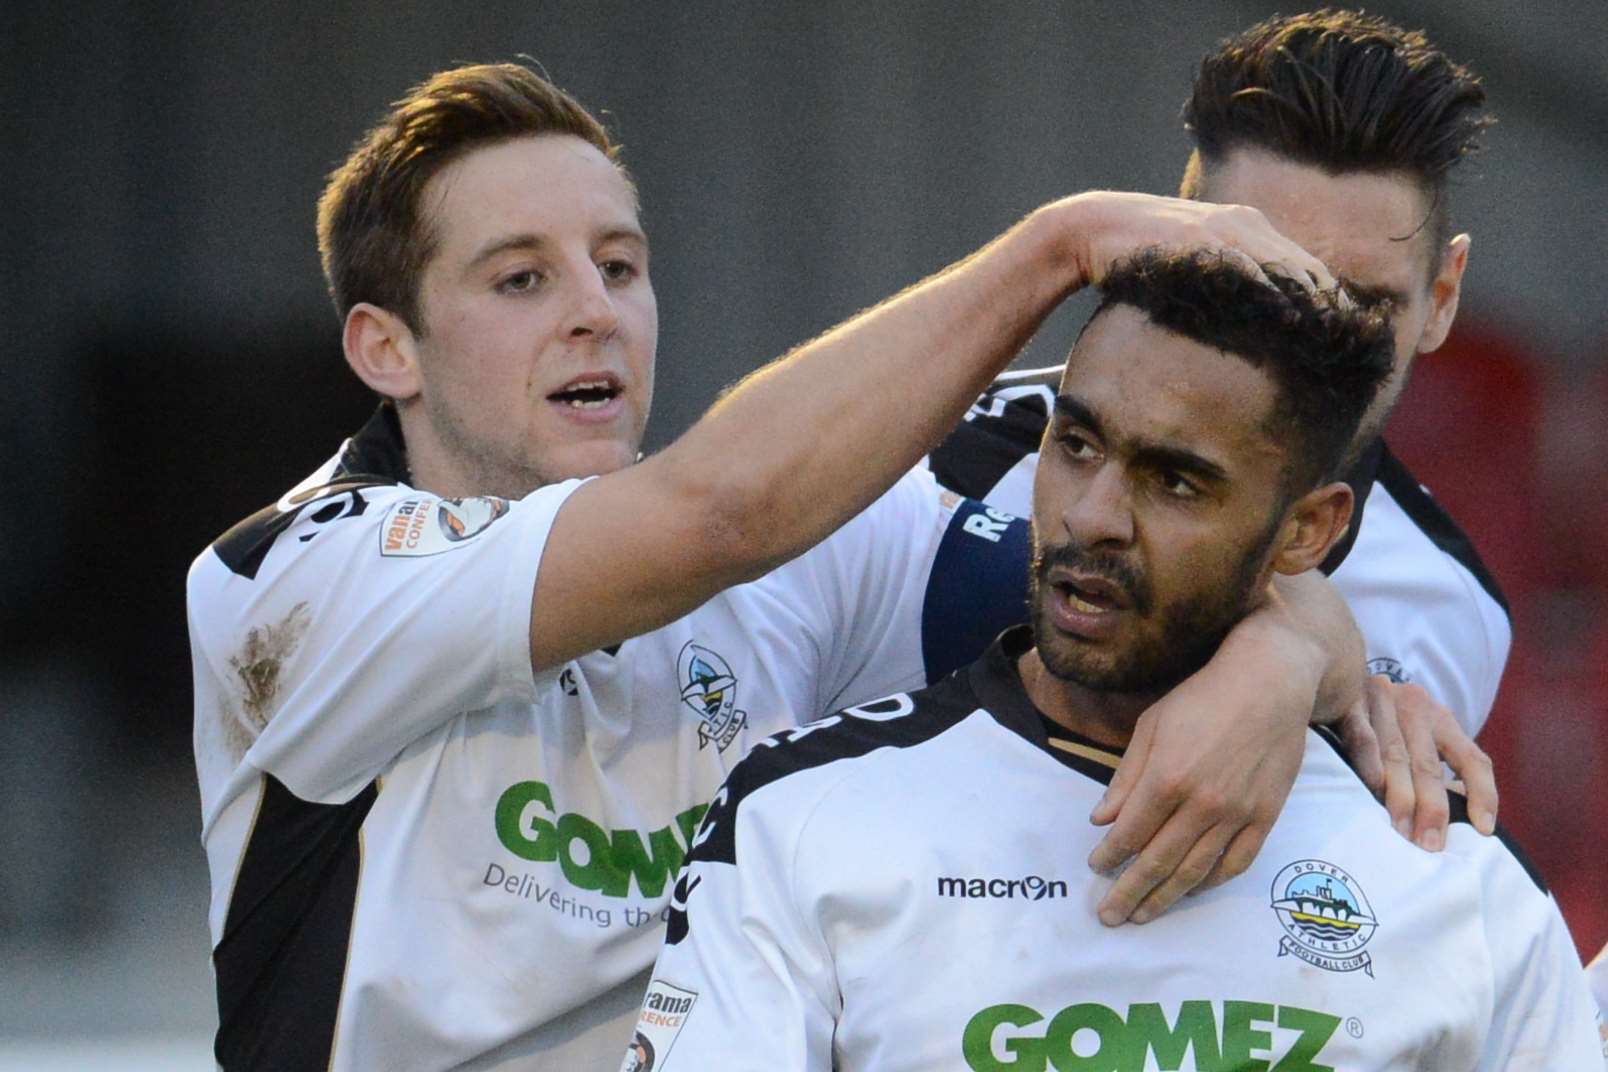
[
  {"xmin": 1270, "ymin": 859, "xmax": 1379, "ymax": 977},
  {"xmin": 379, "ymin": 495, "xmax": 510, "ymax": 557},
  {"xmin": 621, "ymin": 979, "xmax": 697, "ymax": 1072}
]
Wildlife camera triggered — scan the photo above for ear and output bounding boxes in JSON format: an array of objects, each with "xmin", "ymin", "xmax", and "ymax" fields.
[
  {"xmin": 343, "ymin": 302, "xmax": 423, "ymax": 401},
  {"xmin": 1270, "ymin": 482, "xmax": 1355, "ymax": 577},
  {"xmin": 1414, "ymin": 233, "xmax": 1469, "ymax": 355}
]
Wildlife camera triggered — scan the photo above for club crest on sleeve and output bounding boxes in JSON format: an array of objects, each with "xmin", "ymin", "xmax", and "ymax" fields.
[
  {"xmin": 676, "ymin": 641, "xmax": 748, "ymax": 752},
  {"xmin": 1270, "ymin": 860, "xmax": 1379, "ymax": 977},
  {"xmin": 379, "ymin": 495, "xmax": 510, "ymax": 557},
  {"xmin": 621, "ymin": 979, "xmax": 698, "ymax": 1071}
]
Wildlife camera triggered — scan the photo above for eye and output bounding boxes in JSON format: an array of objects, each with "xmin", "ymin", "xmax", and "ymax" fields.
[
  {"xmin": 1157, "ymin": 469, "xmax": 1200, "ymax": 499},
  {"xmin": 1056, "ymin": 430, "xmax": 1100, "ymax": 462},
  {"xmin": 599, "ymin": 258, "xmax": 637, "ymax": 284},
  {"xmin": 497, "ymin": 269, "xmax": 542, "ymax": 294}
]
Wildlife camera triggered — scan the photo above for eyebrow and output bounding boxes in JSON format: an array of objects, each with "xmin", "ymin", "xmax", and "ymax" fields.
[
  {"xmin": 1344, "ymin": 280, "xmax": 1412, "ymax": 309},
  {"xmin": 1053, "ymin": 394, "xmax": 1104, "ymax": 440},
  {"xmin": 465, "ymin": 225, "xmax": 648, "ymax": 272},
  {"xmin": 1053, "ymin": 394, "xmax": 1230, "ymax": 485}
]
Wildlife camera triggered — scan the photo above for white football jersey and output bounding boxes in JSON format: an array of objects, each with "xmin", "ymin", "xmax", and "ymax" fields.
[
  {"xmin": 926, "ymin": 366, "xmax": 1512, "ymax": 733},
  {"xmin": 1589, "ymin": 944, "xmax": 1608, "ymax": 1064},
  {"xmin": 634, "ymin": 628, "xmax": 1598, "ymax": 1071},
  {"xmin": 189, "ymin": 407, "xmax": 1030, "ymax": 1071}
]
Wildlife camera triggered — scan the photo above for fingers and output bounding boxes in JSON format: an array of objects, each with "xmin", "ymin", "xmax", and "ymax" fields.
[
  {"xmin": 1209, "ymin": 203, "xmax": 1335, "ymax": 292},
  {"xmin": 1196, "ymin": 822, "xmax": 1266, "ymax": 894},
  {"xmin": 1455, "ymin": 752, "xmax": 1498, "ymax": 835},
  {"xmin": 1367, "ymin": 676, "xmax": 1418, "ymax": 841},
  {"xmin": 1339, "ymin": 695, "xmax": 1385, "ymax": 799},
  {"xmin": 1089, "ymin": 708, "xmax": 1156, "ymax": 828},
  {"xmin": 1073, "ymin": 192, "xmax": 1337, "ymax": 294},
  {"xmin": 1114, "ymin": 818, "xmax": 1236, "ymax": 925},
  {"xmin": 1430, "ymin": 703, "xmax": 1498, "ymax": 835},
  {"xmin": 1394, "ymin": 683, "xmax": 1450, "ymax": 851}
]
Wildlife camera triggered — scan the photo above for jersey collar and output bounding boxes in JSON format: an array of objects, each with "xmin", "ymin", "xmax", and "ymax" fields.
[
  {"xmin": 966, "ymin": 625, "xmax": 1123, "ymax": 785},
  {"xmin": 337, "ymin": 402, "xmax": 411, "ymax": 484}
]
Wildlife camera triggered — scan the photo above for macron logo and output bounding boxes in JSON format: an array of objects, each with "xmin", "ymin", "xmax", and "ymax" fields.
[{"xmin": 937, "ymin": 875, "xmax": 1068, "ymax": 901}]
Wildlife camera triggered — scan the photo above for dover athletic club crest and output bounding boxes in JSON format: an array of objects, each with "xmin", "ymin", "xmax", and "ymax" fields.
[
  {"xmin": 1270, "ymin": 859, "xmax": 1380, "ymax": 977},
  {"xmin": 676, "ymin": 641, "xmax": 748, "ymax": 752}
]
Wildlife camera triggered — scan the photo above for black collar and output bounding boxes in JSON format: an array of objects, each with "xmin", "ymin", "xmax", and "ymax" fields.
[
  {"xmin": 967, "ymin": 626, "xmax": 1124, "ymax": 784},
  {"xmin": 337, "ymin": 403, "xmax": 411, "ymax": 484}
]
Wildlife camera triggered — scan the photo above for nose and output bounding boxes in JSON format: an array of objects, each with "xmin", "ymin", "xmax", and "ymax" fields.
[
  {"xmin": 1060, "ymin": 463, "xmax": 1134, "ymax": 548},
  {"xmin": 565, "ymin": 265, "xmax": 619, "ymax": 340}
]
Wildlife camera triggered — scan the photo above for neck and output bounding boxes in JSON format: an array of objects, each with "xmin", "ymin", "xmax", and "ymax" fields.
[{"xmin": 1016, "ymin": 648, "xmax": 1159, "ymax": 750}]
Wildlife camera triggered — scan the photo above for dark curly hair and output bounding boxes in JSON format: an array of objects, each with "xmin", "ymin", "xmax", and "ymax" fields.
[
  {"xmin": 1094, "ymin": 246, "xmax": 1394, "ymax": 492},
  {"xmin": 1182, "ymin": 9, "xmax": 1491, "ymax": 257}
]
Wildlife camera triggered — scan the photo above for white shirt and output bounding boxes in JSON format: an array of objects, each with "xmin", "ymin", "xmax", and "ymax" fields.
[
  {"xmin": 189, "ymin": 408, "xmax": 1029, "ymax": 1071},
  {"xmin": 925, "ymin": 366, "xmax": 1513, "ymax": 732},
  {"xmin": 633, "ymin": 628, "xmax": 1599, "ymax": 1071}
]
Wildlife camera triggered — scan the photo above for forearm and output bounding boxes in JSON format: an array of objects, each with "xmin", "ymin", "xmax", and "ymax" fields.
[
  {"xmin": 531, "ymin": 192, "xmax": 1334, "ymax": 666},
  {"xmin": 654, "ymin": 201, "xmax": 1085, "ymax": 575},
  {"xmin": 1243, "ymin": 570, "xmax": 1363, "ymax": 724}
]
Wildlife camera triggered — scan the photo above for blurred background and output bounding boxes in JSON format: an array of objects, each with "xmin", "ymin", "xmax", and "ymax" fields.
[{"xmin": 3, "ymin": 1, "xmax": 1604, "ymax": 1065}]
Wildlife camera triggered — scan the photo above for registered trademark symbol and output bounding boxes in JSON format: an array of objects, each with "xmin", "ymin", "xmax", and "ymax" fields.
[{"xmin": 1346, "ymin": 1017, "xmax": 1364, "ymax": 1038}]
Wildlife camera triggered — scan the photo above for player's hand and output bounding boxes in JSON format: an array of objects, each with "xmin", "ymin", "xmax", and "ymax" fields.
[
  {"xmin": 1086, "ymin": 618, "xmax": 1315, "ymax": 925},
  {"xmin": 1057, "ymin": 191, "xmax": 1336, "ymax": 293},
  {"xmin": 1337, "ymin": 676, "xmax": 1498, "ymax": 848}
]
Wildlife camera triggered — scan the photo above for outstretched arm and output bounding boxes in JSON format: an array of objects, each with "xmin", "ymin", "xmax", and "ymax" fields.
[{"xmin": 531, "ymin": 194, "xmax": 1334, "ymax": 669}]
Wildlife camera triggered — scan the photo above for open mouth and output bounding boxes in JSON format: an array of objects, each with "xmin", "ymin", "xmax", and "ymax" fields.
[
  {"xmin": 547, "ymin": 376, "xmax": 622, "ymax": 410},
  {"xmin": 1051, "ymin": 571, "xmax": 1132, "ymax": 615},
  {"xmin": 1058, "ymin": 581, "xmax": 1118, "ymax": 615}
]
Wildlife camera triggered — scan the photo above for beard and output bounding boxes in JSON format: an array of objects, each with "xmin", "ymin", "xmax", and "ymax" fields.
[{"xmin": 1029, "ymin": 517, "xmax": 1280, "ymax": 696}]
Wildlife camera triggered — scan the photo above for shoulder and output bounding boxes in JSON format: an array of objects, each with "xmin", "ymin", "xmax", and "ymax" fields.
[
  {"xmin": 927, "ymin": 365, "xmax": 1060, "ymax": 503},
  {"xmin": 1359, "ymin": 444, "xmax": 1509, "ymax": 617},
  {"xmin": 690, "ymin": 676, "xmax": 982, "ymax": 867}
]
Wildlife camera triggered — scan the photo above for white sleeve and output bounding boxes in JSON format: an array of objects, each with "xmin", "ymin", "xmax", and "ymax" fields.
[
  {"xmin": 188, "ymin": 479, "xmax": 583, "ymax": 803},
  {"xmin": 625, "ymin": 775, "xmax": 838, "ymax": 1071},
  {"xmin": 1468, "ymin": 831, "xmax": 1601, "ymax": 1069},
  {"xmin": 788, "ymin": 467, "xmax": 1030, "ymax": 713},
  {"xmin": 1330, "ymin": 481, "xmax": 1510, "ymax": 735},
  {"xmin": 1588, "ymin": 944, "xmax": 1608, "ymax": 1065}
]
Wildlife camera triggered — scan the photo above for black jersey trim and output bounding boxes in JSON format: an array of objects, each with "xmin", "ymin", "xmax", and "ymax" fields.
[
  {"xmin": 921, "ymin": 500, "xmax": 1031, "ymax": 683},
  {"xmin": 683, "ymin": 687, "xmax": 979, "ymax": 872},
  {"xmin": 337, "ymin": 403, "xmax": 410, "ymax": 484},
  {"xmin": 927, "ymin": 375, "xmax": 1056, "ymax": 501},
  {"xmin": 967, "ymin": 625, "xmax": 1129, "ymax": 785},
  {"xmin": 664, "ymin": 686, "xmax": 980, "ymax": 945},
  {"xmin": 210, "ymin": 405, "xmax": 405, "ymax": 581},
  {"xmin": 213, "ymin": 774, "xmax": 376, "ymax": 1071},
  {"xmin": 1373, "ymin": 443, "xmax": 1510, "ymax": 616}
]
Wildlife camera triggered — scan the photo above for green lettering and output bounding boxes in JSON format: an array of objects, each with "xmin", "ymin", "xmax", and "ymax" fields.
[
  {"xmin": 1124, "ymin": 1001, "xmax": 1222, "ymax": 1071},
  {"xmin": 963, "ymin": 1004, "xmax": 1047, "ymax": 1071},
  {"xmin": 1220, "ymin": 1001, "xmax": 1275, "ymax": 1070},
  {"xmin": 1044, "ymin": 1003, "xmax": 1126, "ymax": 1072},
  {"xmin": 1271, "ymin": 1006, "xmax": 1340, "ymax": 1072},
  {"xmin": 556, "ymin": 811, "xmax": 614, "ymax": 892},
  {"xmin": 607, "ymin": 824, "xmax": 687, "ymax": 898},
  {"xmin": 494, "ymin": 781, "xmax": 558, "ymax": 862}
]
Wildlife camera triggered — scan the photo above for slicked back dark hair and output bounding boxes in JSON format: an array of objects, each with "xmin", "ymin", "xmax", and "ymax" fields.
[
  {"xmin": 1092, "ymin": 247, "xmax": 1393, "ymax": 493},
  {"xmin": 317, "ymin": 61, "xmax": 625, "ymax": 335},
  {"xmin": 1183, "ymin": 9, "xmax": 1491, "ymax": 257}
]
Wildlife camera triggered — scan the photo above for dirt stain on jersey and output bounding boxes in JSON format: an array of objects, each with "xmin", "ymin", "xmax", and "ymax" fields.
[{"xmin": 222, "ymin": 602, "xmax": 312, "ymax": 756}]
